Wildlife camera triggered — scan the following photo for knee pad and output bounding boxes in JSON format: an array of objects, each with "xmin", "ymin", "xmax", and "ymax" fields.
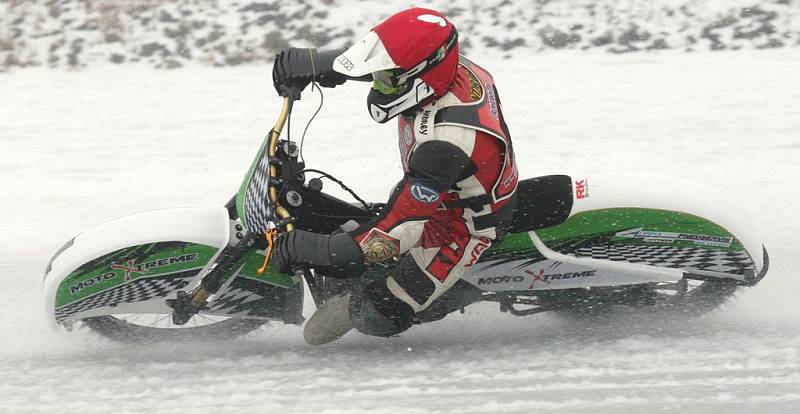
[{"xmin": 349, "ymin": 279, "xmax": 415, "ymax": 337}]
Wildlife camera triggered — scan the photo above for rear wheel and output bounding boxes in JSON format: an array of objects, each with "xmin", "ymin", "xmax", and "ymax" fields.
[
  {"xmin": 646, "ymin": 278, "xmax": 739, "ymax": 316},
  {"xmin": 82, "ymin": 313, "xmax": 269, "ymax": 342},
  {"xmin": 550, "ymin": 278, "xmax": 739, "ymax": 318}
]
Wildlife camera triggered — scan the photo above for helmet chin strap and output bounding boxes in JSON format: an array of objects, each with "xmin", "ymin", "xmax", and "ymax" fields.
[{"xmin": 368, "ymin": 78, "xmax": 434, "ymax": 123}]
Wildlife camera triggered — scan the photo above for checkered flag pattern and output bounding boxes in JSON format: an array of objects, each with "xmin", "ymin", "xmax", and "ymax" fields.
[
  {"xmin": 561, "ymin": 242, "xmax": 756, "ymax": 276},
  {"xmin": 205, "ymin": 287, "xmax": 266, "ymax": 316},
  {"xmin": 55, "ymin": 274, "xmax": 194, "ymax": 323},
  {"xmin": 242, "ymin": 147, "xmax": 274, "ymax": 234}
]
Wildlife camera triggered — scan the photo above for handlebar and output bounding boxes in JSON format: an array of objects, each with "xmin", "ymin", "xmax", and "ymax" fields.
[
  {"xmin": 267, "ymin": 96, "xmax": 296, "ymax": 233},
  {"xmin": 169, "ymin": 91, "xmax": 309, "ymax": 322}
]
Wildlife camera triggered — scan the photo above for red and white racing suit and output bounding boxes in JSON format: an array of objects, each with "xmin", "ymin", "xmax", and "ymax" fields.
[{"xmin": 349, "ymin": 57, "xmax": 519, "ymax": 314}]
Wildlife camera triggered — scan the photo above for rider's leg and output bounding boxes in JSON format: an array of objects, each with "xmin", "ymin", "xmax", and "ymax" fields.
[
  {"xmin": 304, "ymin": 215, "xmax": 495, "ymax": 344},
  {"xmin": 350, "ymin": 234, "xmax": 492, "ymax": 337},
  {"xmin": 348, "ymin": 256, "xmax": 418, "ymax": 337},
  {"xmin": 304, "ymin": 254, "xmax": 437, "ymax": 344}
]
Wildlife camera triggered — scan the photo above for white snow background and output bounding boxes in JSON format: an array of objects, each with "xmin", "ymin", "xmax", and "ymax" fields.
[{"xmin": 1, "ymin": 49, "xmax": 799, "ymax": 412}]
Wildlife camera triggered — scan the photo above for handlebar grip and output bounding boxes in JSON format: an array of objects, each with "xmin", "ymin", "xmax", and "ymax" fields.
[{"xmin": 279, "ymin": 84, "xmax": 303, "ymax": 101}]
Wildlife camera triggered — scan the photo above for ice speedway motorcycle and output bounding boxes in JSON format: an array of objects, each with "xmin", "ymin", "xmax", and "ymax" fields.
[{"xmin": 43, "ymin": 91, "xmax": 769, "ymax": 342}]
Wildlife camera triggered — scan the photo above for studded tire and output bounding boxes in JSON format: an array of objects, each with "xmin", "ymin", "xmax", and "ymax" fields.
[{"xmin": 82, "ymin": 315, "xmax": 268, "ymax": 343}]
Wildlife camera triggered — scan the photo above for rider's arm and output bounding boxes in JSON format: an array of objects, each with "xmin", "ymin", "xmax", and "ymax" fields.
[
  {"xmin": 349, "ymin": 140, "xmax": 472, "ymax": 262},
  {"xmin": 272, "ymin": 48, "xmax": 370, "ymax": 95},
  {"xmin": 271, "ymin": 141, "xmax": 471, "ymax": 275}
]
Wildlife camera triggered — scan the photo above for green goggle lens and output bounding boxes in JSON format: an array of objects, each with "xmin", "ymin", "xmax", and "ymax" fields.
[
  {"xmin": 372, "ymin": 80, "xmax": 404, "ymax": 95},
  {"xmin": 372, "ymin": 70, "xmax": 404, "ymax": 95}
]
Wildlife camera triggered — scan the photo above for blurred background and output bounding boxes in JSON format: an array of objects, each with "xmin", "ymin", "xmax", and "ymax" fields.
[{"xmin": 1, "ymin": 0, "xmax": 798, "ymax": 71}]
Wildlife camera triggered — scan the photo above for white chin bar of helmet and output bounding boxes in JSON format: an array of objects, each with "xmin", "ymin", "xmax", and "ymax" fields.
[
  {"xmin": 333, "ymin": 31, "xmax": 435, "ymax": 123},
  {"xmin": 368, "ymin": 78, "xmax": 433, "ymax": 123}
]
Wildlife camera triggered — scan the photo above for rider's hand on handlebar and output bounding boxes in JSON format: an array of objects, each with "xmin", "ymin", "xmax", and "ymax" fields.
[
  {"xmin": 272, "ymin": 48, "xmax": 314, "ymax": 96},
  {"xmin": 272, "ymin": 48, "xmax": 349, "ymax": 97}
]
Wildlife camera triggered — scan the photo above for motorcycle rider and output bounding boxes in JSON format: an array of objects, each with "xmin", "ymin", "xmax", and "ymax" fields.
[{"xmin": 271, "ymin": 7, "xmax": 519, "ymax": 345}]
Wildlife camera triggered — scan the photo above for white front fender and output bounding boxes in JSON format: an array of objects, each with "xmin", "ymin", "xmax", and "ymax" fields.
[{"xmin": 44, "ymin": 207, "xmax": 230, "ymax": 327}]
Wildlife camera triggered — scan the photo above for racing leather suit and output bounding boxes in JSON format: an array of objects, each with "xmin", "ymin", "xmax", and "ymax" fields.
[{"xmin": 349, "ymin": 57, "xmax": 519, "ymax": 335}]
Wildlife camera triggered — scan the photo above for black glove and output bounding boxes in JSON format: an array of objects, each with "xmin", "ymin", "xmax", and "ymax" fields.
[
  {"xmin": 272, "ymin": 229, "xmax": 365, "ymax": 277},
  {"xmin": 272, "ymin": 48, "xmax": 349, "ymax": 97}
]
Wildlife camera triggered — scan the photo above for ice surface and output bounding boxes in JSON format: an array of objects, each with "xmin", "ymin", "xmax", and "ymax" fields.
[{"xmin": 0, "ymin": 49, "xmax": 798, "ymax": 413}]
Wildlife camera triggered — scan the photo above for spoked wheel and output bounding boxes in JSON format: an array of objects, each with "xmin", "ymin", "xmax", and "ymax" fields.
[
  {"xmin": 82, "ymin": 313, "xmax": 269, "ymax": 343},
  {"xmin": 645, "ymin": 277, "xmax": 739, "ymax": 316},
  {"xmin": 551, "ymin": 278, "xmax": 739, "ymax": 318}
]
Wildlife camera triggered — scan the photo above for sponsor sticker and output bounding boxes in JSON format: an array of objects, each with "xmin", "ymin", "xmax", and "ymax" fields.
[
  {"xmin": 485, "ymin": 81, "xmax": 498, "ymax": 118},
  {"xmin": 464, "ymin": 259, "xmax": 609, "ymax": 291},
  {"xmin": 398, "ymin": 118, "xmax": 416, "ymax": 171},
  {"xmin": 477, "ymin": 275, "xmax": 526, "ymax": 285},
  {"xmin": 403, "ymin": 124, "xmax": 413, "ymax": 145},
  {"xmin": 418, "ymin": 110, "xmax": 431, "ymax": 136},
  {"xmin": 435, "ymin": 46, "xmax": 446, "ymax": 61},
  {"xmin": 360, "ymin": 229, "xmax": 400, "ymax": 262},
  {"xmin": 615, "ymin": 228, "xmax": 734, "ymax": 248},
  {"xmin": 467, "ymin": 71, "xmax": 483, "ymax": 101},
  {"xmin": 336, "ymin": 55, "xmax": 354, "ymax": 71},
  {"xmin": 524, "ymin": 269, "xmax": 597, "ymax": 288},
  {"xmin": 465, "ymin": 237, "xmax": 492, "ymax": 267},
  {"xmin": 111, "ymin": 259, "xmax": 148, "ymax": 282},
  {"xmin": 70, "ymin": 253, "xmax": 201, "ymax": 295},
  {"xmin": 575, "ymin": 179, "xmax": 588, "ymax": 199},
  {"xmin": 69, "ymin": 272, "xmax": 115, "ymax": 294},
  {"xmin": 474, "ymin": 268, "xmax": 598, "ymax": 288},
  {"xmin": 417, "ymin": 14, "xmax": 447, "ymax": 27},
  {"xmin": 410, "ymin": 183, "xmax": 440, "ymax": 203}
]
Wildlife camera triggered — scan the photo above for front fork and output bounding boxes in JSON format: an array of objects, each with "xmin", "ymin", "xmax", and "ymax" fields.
[
  {"xmin": 167, "ymin": 230, "xmax": 259, "ymax": 325},
  {"xmin": 168, "ymin": 94, "xmax": 298, "ymax": 324}
]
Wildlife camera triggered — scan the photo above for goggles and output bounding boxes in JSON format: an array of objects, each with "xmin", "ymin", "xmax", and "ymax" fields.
[
  {"xmin": 372, "ymin": 69, "xmax": 405, "ymax": 95},
  {"xmin": 371, "ymin": 27, "xmax": 459, "ymax": 96}
]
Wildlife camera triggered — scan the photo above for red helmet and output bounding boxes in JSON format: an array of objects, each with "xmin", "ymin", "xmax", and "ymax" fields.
[{"xmin": 332, "ymin": 8, "xmax": 460, "ymax": 123}]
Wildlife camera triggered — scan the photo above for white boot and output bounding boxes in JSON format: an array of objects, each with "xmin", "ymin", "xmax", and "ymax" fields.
[{"xmin": 303, "ymin": 293, "xmax": 354, "ymax": 345}]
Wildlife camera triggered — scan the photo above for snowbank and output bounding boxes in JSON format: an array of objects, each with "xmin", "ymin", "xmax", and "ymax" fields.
[{"xmin": 0, "ymin": 0, "xmax": 798, "ymax": 71}]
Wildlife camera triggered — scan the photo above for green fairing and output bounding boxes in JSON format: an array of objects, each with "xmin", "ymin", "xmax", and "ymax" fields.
[
  {"xmin": 481, "ymin": 232, "xmax": 536, "ymax": 260},
  {"xmin": 56, "ymin": 242, "xmax": 295, "ymax": 309},
  {"xmin": 535, "ymin": 208, "xmax": 743, "ymax": 251},
  {"xmin": 226, "ymin": 249, "xmax": 294, "ymax": 288}
]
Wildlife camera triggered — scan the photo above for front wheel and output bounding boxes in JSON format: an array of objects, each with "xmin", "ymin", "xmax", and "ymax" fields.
[{"xmin": 81, "ymin": 313, "xmax": 269, "ymax": 342}]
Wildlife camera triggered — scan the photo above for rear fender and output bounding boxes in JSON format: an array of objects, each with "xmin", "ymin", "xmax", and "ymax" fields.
[
  {"xmin": 467, "ymin": 173, "xmax": 768, "ymax": 292},
  {"xmin": 556, "ymin": 173, "xmax": 767, "ymax": 283},
  {"xmin": 463, "ymin": 231, "xmax": 682, "ymax": 292}
]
